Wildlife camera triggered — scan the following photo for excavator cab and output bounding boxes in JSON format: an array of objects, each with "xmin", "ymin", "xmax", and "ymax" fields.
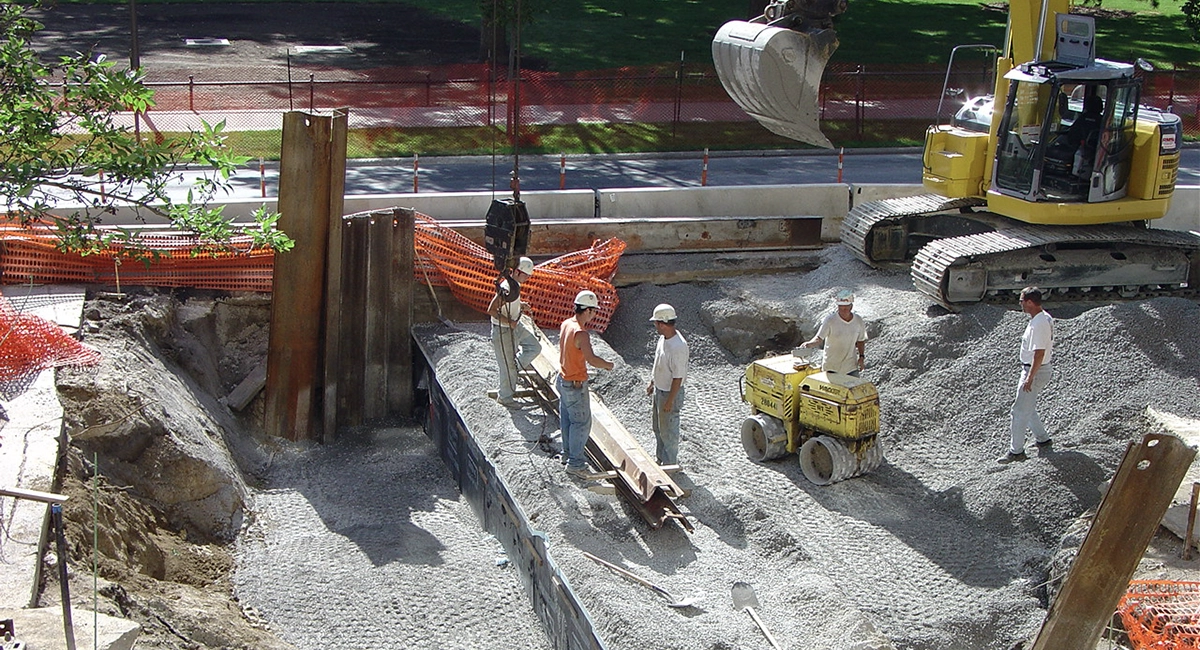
[
  {"xmin": 712, "ymin": 0, "xmax": 847, "ymax": 149},
  {"xmin": 993, "ymin": 69, "xmax": 1140, "ymax": 204}
]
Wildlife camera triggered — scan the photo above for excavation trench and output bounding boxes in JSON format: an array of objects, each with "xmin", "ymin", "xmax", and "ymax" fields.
[{"xmin": 39, "ymin": 242, "xmax": 1200, "ymax": 650}]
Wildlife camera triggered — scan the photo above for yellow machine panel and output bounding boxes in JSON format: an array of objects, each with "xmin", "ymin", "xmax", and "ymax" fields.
[
  {"xmin": 743, "ymin": 355, "xmax": 821, "ymax": 424},
  {"xmin": 986, "ymin": 191, "xmax": 1172, "ymax": 225},
  {"xmin": 922, "ymin": 126, "xmax": 990, "ymax": 198},
  {"xmin": 1128, "ymin": 120, "xmax": 1180, "ymax": 200},
  {"xmin": 798, "ymin": 372, "xmax": 880, "ymax": 441}
]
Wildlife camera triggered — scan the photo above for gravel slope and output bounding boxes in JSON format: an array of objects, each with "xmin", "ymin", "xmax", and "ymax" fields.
[{"xmin": 237, "ymin": 244, "xmax": 1200, "ymax": 649}]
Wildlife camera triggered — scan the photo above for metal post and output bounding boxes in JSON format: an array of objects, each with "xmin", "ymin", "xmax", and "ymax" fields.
[
  {"xmin": 673, "ymin": 50, "xmax": 684, "ymax": 137},
  {"xmin": 286, "ymin": 50, "xmax": 293, "ymax": 111},
  {"xmin": 309, "ymin": 73, "xmax": 315, "ymax": 111},
  {"xmin": 1184, "ymin": 482, "xmax": 1199, "ymax": 560},
  {"xmin": 701, "ymin": 148, "xmax": 709, "ymax": 186},
  {"xmin": 559, "ymin": 153, "xmax": 566, "ymax": 190},
  {"xmin": 413, "ymin": 154, "xmax": 419, "ymax": 193},
  {"xmin": 259, "ymin": 157, "xmax": 266, "ymax": 198},
  {"xmin": 50, "ymin": 504, "xmax": 77, "ymax": 650},
  {"xmin": 188, "ymin": 76, "xmax": 194, "ymax": 111},
  {"xmin": 855, "ymin": 64, "xmax": 865, "ymax": 140},
  {"xmin": 838, "ymin": 147, "xmax": 844, "ymax": 183},
  {"xmin": 128, "ymin": 0, "xmax": 139, "ymax": 70}
]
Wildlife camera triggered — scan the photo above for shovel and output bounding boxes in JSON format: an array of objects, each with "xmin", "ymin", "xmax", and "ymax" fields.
[
  {"xmin": 732, "ymin": 581, "xmax": 782, "ymax": 649},
  {"xmin": 582, "ymin": 551, "xmax": 702, "ymax": 609}
]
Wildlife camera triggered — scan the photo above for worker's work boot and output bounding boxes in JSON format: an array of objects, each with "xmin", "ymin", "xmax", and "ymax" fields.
[{"xmin": 997, "ymin": 451, "xmax": 1028, "ymax": 464}]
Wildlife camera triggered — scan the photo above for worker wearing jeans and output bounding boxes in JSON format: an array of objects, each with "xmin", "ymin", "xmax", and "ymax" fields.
[{"xmin": 557, "ymin": 290, "xmax": 614, "ymax": 478}]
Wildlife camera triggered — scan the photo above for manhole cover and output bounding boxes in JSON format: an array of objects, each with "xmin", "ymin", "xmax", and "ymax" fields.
[
  {"xmin": 292, "ymin": 45, "xmax": 352, "ymax": 54},
  {"xmin": 184, "ymin": 38, "xmax": 230, "ymax": 47}
]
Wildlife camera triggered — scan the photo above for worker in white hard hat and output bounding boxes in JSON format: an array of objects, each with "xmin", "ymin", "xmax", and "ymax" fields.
[
  {"xmin": 487, "ymin": 257, "xmax": 539, "ymax": 407},
  {"xmin": 558, "ymin": 289, "xmax": 615, "ymax": 479},
  {"xmin": 800, "ymin": 289, "xmax": 868, "ymax": 376},
  {"xmin": 646, "ymin": 303, "xmax": 689, "ymax": 466}
]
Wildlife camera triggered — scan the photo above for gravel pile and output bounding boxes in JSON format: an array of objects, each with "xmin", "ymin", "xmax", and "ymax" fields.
[{"xmin": 237, "ymin": 244, "xmax": 1200, "ymax": 649}]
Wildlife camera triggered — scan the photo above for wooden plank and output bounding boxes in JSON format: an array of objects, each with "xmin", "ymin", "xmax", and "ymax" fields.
[
  {"xmin": 338, "ymin": 216, "xmax": 370, "ymax": 427},
  {"xmin": 224, "ymin": 359, "xmax": 267, "ymax": 411},
  {"xmin": 388, "ymin": 208, "xmax": 415, "ymax": 417},
  {"xmin": 1030, "ymin": 433, "xmax": 1195, "ymax": 650},
  {"xmin": 364, "ymin": 209, "xmax": 393, "ymax": 418},
  {"xmin": 321, "ymin": 108, "xmax": 349, "ymax": 441},
  {"xmin": 525, "ymin": 321, "xmax": 687, "ymax": 504},
  {"xmin": 266, "ymin": 111, "xmax": 332, "ymax": 441}
]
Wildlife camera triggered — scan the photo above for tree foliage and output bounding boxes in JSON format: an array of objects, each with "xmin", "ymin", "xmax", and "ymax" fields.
[
  {"xmin": 1185, "ymin": 0, "xmax": 1200, "ymax": 41},
  {"xmin": 0, "ymin": 2, "xmax": 291, "ymax": 259}
]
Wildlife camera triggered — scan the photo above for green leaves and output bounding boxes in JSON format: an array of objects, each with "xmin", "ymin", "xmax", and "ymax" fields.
[{"xmin": 1, "ymin": 2, "xmax": 292, "ymax": 260}]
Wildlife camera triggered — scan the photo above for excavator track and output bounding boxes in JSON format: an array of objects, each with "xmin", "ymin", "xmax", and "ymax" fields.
[
  {"xmin": 841, "ymin": 194, "xmax": 989, "ymax": 267},
  {"xmin": 912, "ymin": 224, "xmax": 1200, "ymax": 309}
]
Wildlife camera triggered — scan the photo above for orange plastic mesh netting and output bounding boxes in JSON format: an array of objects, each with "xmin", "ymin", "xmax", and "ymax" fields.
[
  {"xmin": 413, "ymin": 213, "xmax": 625, "ymax": 332},
  {"xmin": 1118, "ymin": 580, "xmax": 1200, "ymax": 650},
  {"xmin": 1, "ymin": 225, "xmax": 276, "ymax": 292},
  {"xmin": 0, "ymin": 215, "xmax": 625, "ymax": 332},
  {"xmin": 0, "ymin": 292, "xmax": 100, "ymax": 382}
]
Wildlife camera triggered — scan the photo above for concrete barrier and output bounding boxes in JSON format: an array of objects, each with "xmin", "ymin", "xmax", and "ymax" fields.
[{"xmin": 57, "ymin": 184, "xmax": 1200, "ymax": 240}]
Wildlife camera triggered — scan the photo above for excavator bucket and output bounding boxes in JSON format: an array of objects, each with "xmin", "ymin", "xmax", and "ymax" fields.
[{"xmin": 712, "ymin": 20, "xmax": 839, "ymax": 149}]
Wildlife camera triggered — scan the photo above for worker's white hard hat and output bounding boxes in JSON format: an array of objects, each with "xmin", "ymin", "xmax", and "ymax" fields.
[
  {"xmin": 649, "ymin": 303, "xmax": 677, "ymax": 322},
  {"xmin": 517, "ymin": 257, "xmax": 535, "ymax": 275},
  {"xmin": 574, "ymin": 290, "xmax": 599, "ymax": 309},
  {"xmin": 835, "ymin": 289, "xmax": 855, "ymax": 306}
]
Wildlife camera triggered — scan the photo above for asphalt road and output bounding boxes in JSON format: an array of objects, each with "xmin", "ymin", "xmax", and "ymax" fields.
[{"xmin": 215, "ymin": 147, "xmax": 1200, "ymax": 199}]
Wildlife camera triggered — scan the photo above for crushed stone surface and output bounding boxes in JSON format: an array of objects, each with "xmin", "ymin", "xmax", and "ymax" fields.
[
  {"xmin": 233, "ymin": 427, "xmax": 551, "ymax": 650},
  {"xmin": 235, "ymin": 245, "xmax": 1200, "ymax": 650}
]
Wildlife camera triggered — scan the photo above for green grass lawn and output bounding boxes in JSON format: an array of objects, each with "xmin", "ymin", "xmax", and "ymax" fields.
[
  {"xmin": 344, "ymin": 0, "xmax": 1200, "ymax": 69},
  {"xmin": 55, "ymin": 0, "xmax": 1199, "ymax": 153},
  {"xmin": 59, "ymin": 0, "xmax": 1200, "ymax": 69}
]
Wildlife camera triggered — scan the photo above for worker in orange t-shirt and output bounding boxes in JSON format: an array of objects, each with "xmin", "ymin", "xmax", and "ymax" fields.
[{"xmin": 558, "ymin": 290, "xmax": 614, "ymax": 478}]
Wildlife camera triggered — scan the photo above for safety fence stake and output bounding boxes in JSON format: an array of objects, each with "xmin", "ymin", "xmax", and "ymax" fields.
[
  {"xmin": 559, "ymin": 153, "xmax": 566, "ymax": 190},
  {"xmin": 838, "ymin": 147, "xmax": 844, "ymax": 183},
  {"xmin": 413, "ymin": 154, "xmax": 419, "ymax": 193},
  {"xmin": 1184, "ymin": 482, "xmax": 1199, "ymax": 560},
  {"xmin": 259, "ymin": 157, "xmax": 266, "ymax": 198},
  {"xmin": 701, "ymin": 147, "xmax": 709, "ymax": 186}
]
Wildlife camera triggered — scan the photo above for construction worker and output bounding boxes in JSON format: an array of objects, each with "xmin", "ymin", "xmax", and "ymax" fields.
[
  {"xmin": 487, "ymin": 257, "xmax": 540, "ymax": 407},
  {"xmin": 558, "ymin": 289, "xmax": 614, "ymax": 478},
  {"xmin": 800, "ymin": 289, "xmax": 867, "ymax": 376},
  {"xmin": 646, "ymin": 303, "xmax": 688, "ymax": 466},
  {"xmin": 998, "ymin": 286, "xmax": 1054, "ymax": 464}
]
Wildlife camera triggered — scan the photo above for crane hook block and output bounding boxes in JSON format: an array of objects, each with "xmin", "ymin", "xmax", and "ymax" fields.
[{"xmin": 484, "ymin": 198, "xmax": 531, "ymax": 274}]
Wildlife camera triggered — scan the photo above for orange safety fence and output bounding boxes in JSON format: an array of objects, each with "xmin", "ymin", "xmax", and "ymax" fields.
[
  {"xmin": 1, "ymin": 214, "xmax": 626, "ymax": 331},
  {"xmin": 413, "ymin": 213, "xmax": 625, "ymax": 332},
  {"xmin": 1, "ymin": 225, "xmax": 276, "ymax": 292},
  {"xmin": 1118, "ymin": 580, "xmax": 1200, "ymax": 649},
  {"xmin": 0, "ymin": 292, "xmax": 100, "ymax": 382}
]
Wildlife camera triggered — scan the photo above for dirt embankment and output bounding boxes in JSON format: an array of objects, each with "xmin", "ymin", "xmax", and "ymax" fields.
[{"xmin": 50, "ymin": 289, "xmax": 290, "ymax": 650}]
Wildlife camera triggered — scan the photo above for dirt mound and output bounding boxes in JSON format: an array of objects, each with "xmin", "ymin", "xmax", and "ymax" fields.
[{"xmin": 49, "ymin": 288, "xmax": 289, "ymax": 650}]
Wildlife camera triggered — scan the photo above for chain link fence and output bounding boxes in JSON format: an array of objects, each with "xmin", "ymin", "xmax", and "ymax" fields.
[{"xmin": 75, "ymin": 60, "xmax": 1200, "ymax": 159}]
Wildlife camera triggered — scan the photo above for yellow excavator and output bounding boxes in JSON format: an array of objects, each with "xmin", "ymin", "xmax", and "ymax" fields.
[{"xmin": 713, "ymin": 0, "xmax": 1199, "ymax": 307}]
